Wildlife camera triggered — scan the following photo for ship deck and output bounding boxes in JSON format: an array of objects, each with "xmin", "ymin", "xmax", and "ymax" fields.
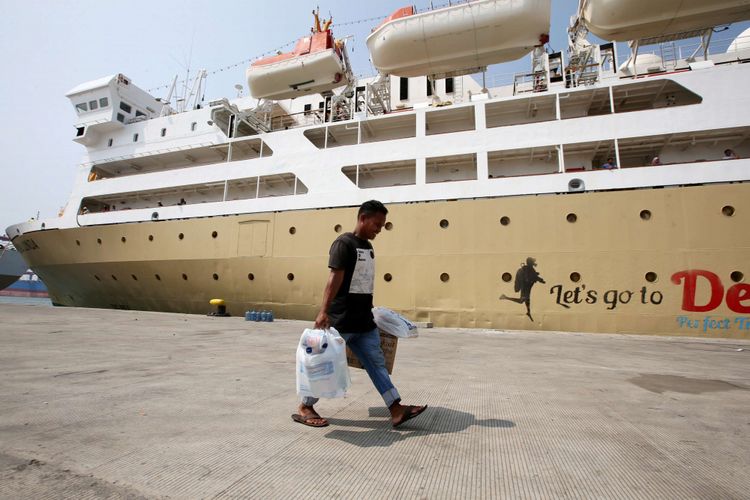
[{"xmin": 1, "ymin": 304, "xmax": 749, "ymax": 499}]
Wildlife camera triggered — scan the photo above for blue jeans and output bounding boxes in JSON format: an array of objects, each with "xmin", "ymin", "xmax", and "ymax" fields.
[{"xmin": 301, "ymin": 328, "xmax": 401, "ymax": 408}]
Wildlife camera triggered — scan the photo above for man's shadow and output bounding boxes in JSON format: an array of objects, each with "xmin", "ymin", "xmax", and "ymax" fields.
[{"xmin": 325, "ymin": 406, "xmax": 515, "ymax": 448}]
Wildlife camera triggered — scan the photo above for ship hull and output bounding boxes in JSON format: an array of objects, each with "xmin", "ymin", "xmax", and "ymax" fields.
[{"xmin": 13, "ymin": 181, "xmax": 750, "ymax": 338}]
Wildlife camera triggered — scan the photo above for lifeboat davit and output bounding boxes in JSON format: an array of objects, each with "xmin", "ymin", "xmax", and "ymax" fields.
[
  {"xmin": 367, "ymin": 0, "xmax": 551, "ymax": 78},
  {"xmin": 582, "ymin": 0, "xmax": 750, "ymax": 42},
  {"xmin": 247, "ymin": 14, "xmax": 349, "ymax": 100}
]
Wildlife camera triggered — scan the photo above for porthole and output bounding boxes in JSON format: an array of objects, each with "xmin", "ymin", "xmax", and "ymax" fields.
[
  {"xmin": 160, "ymin": 128, "xmax": 167, "ymax": 137},
  {"xmin": 566, "ymin": 213, "xmax": 577, "ymax": 223},
  {"xmin": 211, "ymin": 231, "xmax": 218, "ymax": 239},
  {"xmin": 287, "ymin": 273, "xmax": 295, "ymax": 281},
  {"xmin": 41, "ymin": 223, "xmax": 46, "ymax": 229},
  {"xmin": 289, "ymin": 227, "xmax": 296, "ymax": 235},
  {"xmin": 440, "ymin": 273, "xmax": 450, "ymax": 282},
  {"xmin": 151, "ymin": 212, "xmax": 159, "ymax": 221},
  {"xmin": 640, "ymin": 209, "xmax": 652, "ymax": 221},
  {"xmin": 131, "ymin": 274, "xmax": 138, "ymax": 281},
  {"xmin": 385, "ymin": 222, "xmax": 393, "ymax": 231},
  {"xmin": 383, "ymin": 273, "xmax": 393, "ymax": 282},
  {"xmin": 133, "ymin": 133, "xmax": 139, "ymax": 142},
  {"xmin": 645, "ymin": 272, "xmax": 658, "ymax": 283},
  {"xmin": 731, "ymin": 271, "xmax": 744, "ymax": 283},
  {"xmin": 213, "ymin": 273, "xmax": 219, "ymax": 281},
  {"xmin": 500, "ymin": 216, "xmax": 510, "ymax": 226},
  {"xmin": 121, "ymin": 236, "xmax": 127, "ymax": 243},
  {"xmin": 76, "ymin": 240, "xmax": 81, "ymax": 246},
  {"xmin": 439, "ymin": 219, "xmax": 449, "ymax": 229},
  {"xmin": 178, "ymin": 233, "xmax": 184, "ymax": 240},
  {"xmin": 94, "ymin": 275, "xmax": 101, "ymax": 281},
  {"xmin": 148, "ymin": 235, "xmax": 154, "ymax": 241},
  {"xmin": 111, "ymin": 275, "xmax": 118, "ymax": 281},
  {"xmin": 97, "ymin": 238, "xmax": 102, "ymax": 245},
  {"xmin": 570, "ymin": 272, "xmax": 581, "ymax": 283},
  {"xmin": 155, "ymin": 274, "xmax": 161, "ymax": 281},
  {"xmin": 722, "ymin": 205, "xmax": 735, "ymax": 217},
  {"xmin": 248, "ymin": 273, "xmax": 255, "ymax": 281},
  {"xmin": 182, "ymin": 273, "xmax": 188, "ymax": 281},
  {"xmin": 501, "ymin": 272, "xmax": 512, "ymax": 282},
  {"xmin": 334, "ymin": 224, "xmax": 342, "ymax": 233},
  {"xmin": 191, "ymin": 122, "xmax": 197, "ymax": 132}
]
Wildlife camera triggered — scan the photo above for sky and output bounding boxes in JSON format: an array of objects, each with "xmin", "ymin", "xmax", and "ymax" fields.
[{"xmin": 0, "ymin": 1, "xmax": 747, "ymax": 233}]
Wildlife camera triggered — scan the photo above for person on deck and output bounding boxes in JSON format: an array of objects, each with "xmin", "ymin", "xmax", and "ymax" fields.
[{"xmin": 292, "ymin": 200, "xmax": 427, "ymax": 428}]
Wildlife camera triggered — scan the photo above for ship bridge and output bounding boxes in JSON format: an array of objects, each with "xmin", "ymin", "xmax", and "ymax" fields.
[{"xmin": 66, "ymin": 74, "xmax": 166, "ymax": 146}]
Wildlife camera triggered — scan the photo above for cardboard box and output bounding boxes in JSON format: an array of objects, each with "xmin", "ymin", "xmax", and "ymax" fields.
[{"xmin": 346, "ymin": 330, "xmax": 398, "ymax": 374}]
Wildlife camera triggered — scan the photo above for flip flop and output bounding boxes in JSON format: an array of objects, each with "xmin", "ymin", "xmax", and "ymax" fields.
[
  {"xmin": 392, "ymin": 405, "xmax": 428, "ymax": 428},
  {"xmin": 291, "ymin": 413, "xmax": 329, "ymax": 427}
]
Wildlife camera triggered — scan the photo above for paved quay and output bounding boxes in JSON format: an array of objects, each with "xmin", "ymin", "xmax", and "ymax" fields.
[{"xmin": 0, "ymin": 304, "xmax": 749, "ymax": 499}]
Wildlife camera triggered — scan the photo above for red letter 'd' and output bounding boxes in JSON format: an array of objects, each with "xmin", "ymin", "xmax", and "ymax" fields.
[
  {"xmin": 671, "ymin": 270, "xmax": 724, "ymax": 312},
  {"xmin": 726, "ymin": 283, "xmax": 750, "ymax": 313}
]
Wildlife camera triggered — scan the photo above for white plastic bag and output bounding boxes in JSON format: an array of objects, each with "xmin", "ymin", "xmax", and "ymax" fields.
[
  {"xmin": 296, "ymin": 327, "xmax": 351, "ymax": 399},
  {"xmin": 372, "ymin": 307, "xmax": 418, "ymax": 338}
]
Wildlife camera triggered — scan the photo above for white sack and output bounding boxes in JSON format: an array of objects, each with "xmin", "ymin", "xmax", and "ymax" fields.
[
  {"xmin": 296, "ymin": 327, "xmax": 351, "ymax": 399},
  {"xmin": 372, "ymin": 307, "xmax": 419, "ymax": 338}
]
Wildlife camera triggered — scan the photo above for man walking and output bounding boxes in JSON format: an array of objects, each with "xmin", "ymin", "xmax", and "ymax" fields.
[{"xmin": 292, "ymin": 200, "xmax": 427, "ymax": 428}]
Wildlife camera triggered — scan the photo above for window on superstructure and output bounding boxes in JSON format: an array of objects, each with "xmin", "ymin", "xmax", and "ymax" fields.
[
  {"xmin": 445, "ymin": 77, "xmax": 454, "ymax": 94},
  {"xmin": 161, "ymin": 128, "xmax": 166, "ymax": 137},
  {"xmin": 426, "ymin": 153, "xmax": 477, "ymax": 183},
  {"xmin": 133, "ymin": 133, "xmax": 139, "ymax": 142},
  {"xmin": 99, "ymin": 97, "xmax": 109, "ymax": 108},
  {"xmin": 426, "ymin": 77, "xmax": 433, "ymax": 97},
  {"xmin": 107, "ymin": 138, "xmax": 113, "ymax": 147},
  {"xmin": 89, "ymin": 100, "xmax": 99, "ymax": 110},
  {"xmin": 135, "ymin": 110, "xmax": 146, "ymax": 118},
  {"xmin": 119, "ymin": 101, "xmax": 132, "ymax": 114},
  {"xmin": 488, "ymin": 146, "xmax": 559, "ymax": 178},
  {"xmin": 318, "ymin": 101, "xmax": 324, "ymax": 110},
  {"xmin": 304, "ymin": 104, "xmax": 312, "ymax": 115},
  {"xmin": 342, "ymin": 159, "xmax": 416, "ymax": 189},
  {"xmin": 191, "ymin": 122, "xmax": 197, "ymax": 132},
  {"xmin": 426, "ymin": 106, "xmax": 475, "ymax": 136},
  {"xmin": 75, "ymin": 102, "xmax": 88, "ymax": 113},
  {"xmin": 486, "ymin": 94, "xmax": 556, "ymax": 128},
  {"xmin": 116, "ymin": 113, "xmax": 125, "ymax": 123},
  {"xmin": 399, "ymin": 77, "xmax": 409, "ymax": 101}
]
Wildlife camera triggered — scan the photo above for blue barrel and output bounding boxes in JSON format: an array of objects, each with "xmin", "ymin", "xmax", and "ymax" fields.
[
  {"xmin": 267, "ymin": 310, "xmax": 274, "ymax": 322},
  {"xmin": 244, "ymin": 310, "xmax": 252, "ymax": 321},
  {"xmin": 250, "ymin": 310, "xmax": 258, "ymax": 321}
]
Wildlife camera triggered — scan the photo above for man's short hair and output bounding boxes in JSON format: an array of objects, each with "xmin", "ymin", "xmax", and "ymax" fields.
[{"xmin": 358, "ymin": 200, "xmax": 388, "ymax": 217}]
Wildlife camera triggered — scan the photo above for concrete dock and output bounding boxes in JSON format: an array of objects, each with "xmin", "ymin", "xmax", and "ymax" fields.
[{"xmin": 1, "ymin": 304, "xmax": 749, "ymax": 499}]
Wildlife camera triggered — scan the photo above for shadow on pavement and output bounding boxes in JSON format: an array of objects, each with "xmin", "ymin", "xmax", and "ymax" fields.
[{"xmin": 324, "ymin": 406, "xmax": 515, "ymax": 448}]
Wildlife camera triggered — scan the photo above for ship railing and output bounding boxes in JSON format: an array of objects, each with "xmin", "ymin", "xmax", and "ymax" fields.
[{"xmin": 632, "ymin": 33, "xmax": 750, "ymax": 72}]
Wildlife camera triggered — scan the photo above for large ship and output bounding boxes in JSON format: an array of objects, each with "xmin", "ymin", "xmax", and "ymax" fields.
[{"xmin": 6, "ymin": 1, "xmax": 750, "ymax": 338}]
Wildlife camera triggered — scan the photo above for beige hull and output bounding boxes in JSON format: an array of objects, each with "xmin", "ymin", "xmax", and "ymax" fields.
[{"xmin": 14, "ymin": 182, "xmax": 750, "ymax": 338}]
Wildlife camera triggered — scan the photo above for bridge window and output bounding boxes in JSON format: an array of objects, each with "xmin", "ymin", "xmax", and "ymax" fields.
[
  {"xmin": 89, "ymin": 100, "xmax": 98, "ymax": 110},
  {"xmin": 119, "ymin": 101, "xmax": 132, "ymax": 114},
  {"xmin": 99, "ymin": 97, "xmax": 109, "ymax": 108},
  {"xmin": 75, "ymin": 102, "xmax": 88, "ymax": 113}
]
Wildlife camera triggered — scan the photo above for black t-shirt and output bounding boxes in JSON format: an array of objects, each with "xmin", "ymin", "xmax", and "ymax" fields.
[{"xmin": 327, "ymin": 232, "xmax": 376, "ymax": 333}]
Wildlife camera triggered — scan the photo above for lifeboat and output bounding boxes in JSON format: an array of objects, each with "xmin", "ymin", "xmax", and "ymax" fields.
[
  {"xmin": 367, "ymin": 0, "xmax": 551, "ymax": 78},
  {"xmin": 246, "ymin": 12, "xmax": 349, "ymax": 100},
  {"xmin": 582, "ymin": 0, "xmax": 750, "ymax": 42}
]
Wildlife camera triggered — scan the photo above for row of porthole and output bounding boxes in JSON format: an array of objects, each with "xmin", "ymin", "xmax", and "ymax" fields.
[
  {"xmin": 92, "ymin": 270, "xmax": 746, "ymax": 284},
  {"xmin": 74, "ymin": 204, "xmax": 740, "ymax": 246},
  {"xmin": 440, "ymin": 205, "xmax": 738, "ymax": 228},
  {"xmin": 76, "ymin": 231, "xmax": 220, "ymax": 246}
]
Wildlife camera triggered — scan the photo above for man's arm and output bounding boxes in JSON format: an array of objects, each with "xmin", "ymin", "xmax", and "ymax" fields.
[{"xmin": 314, "ymin": 268, "xmax": 345, "ymax": 329}]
